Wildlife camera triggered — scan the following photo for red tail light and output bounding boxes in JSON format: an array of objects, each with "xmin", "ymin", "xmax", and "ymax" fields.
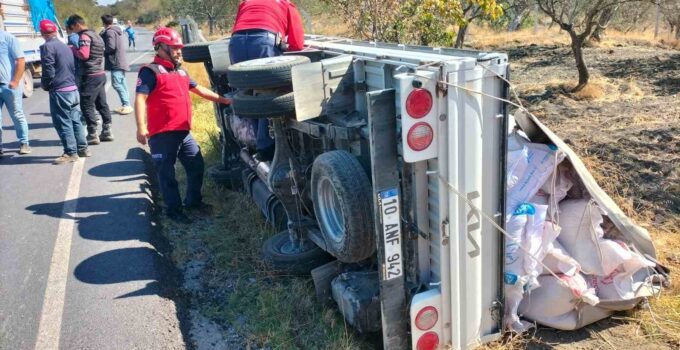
[
  {"xmin": 405, "ymin": 88, "xmax": 433, "ymax": 118},
  {"xmin": 407, "ymin": 122, "xmax": 434, "ymax": 151},
  {"xmin": 415, "ymin": 306, "xmax": 438, "ymax": 330},
  {"xmin": 416, "ymin": 331, "xmax": 440, "ymax": 350}
]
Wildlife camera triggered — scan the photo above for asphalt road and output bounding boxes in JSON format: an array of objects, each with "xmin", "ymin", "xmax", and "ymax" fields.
[{"xmin": 0, "ymin": 29, "xmax": 187, "ymax": 350}]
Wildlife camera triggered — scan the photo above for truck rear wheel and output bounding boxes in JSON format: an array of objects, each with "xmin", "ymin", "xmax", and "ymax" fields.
[
  {"xmin": 311, "ymin": 151, "xmax": 375, "ymax": 263},
  {"xmin": 262, "ymin": 231, "xmax": 333, "ymax": 275},
  {"xmin": 227, "ymin": 55, "xmax": 310, "ymax": 89},
  {"xmin": 22, "ymin": 70, "xmax": 33, "ymax": 98}
]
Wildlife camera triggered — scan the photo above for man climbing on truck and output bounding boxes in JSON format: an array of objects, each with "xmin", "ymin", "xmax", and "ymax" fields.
[
  {"xmin": 134, "ymin": 27, "xmax": 231, "ymax": 223},
  {"xmin": 228, "ymin": 0, "xmax": 305, "ymax": 162}
]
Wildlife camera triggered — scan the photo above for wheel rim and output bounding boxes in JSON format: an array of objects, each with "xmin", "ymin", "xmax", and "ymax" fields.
[
  {"xmin": 237, "ymin": 56, "xmax": 300, "ymax": 67},
  {"xmin": 317, "ymin": 177, "xmax": 345, "ymax": 243},
  {"xmin": 23, "ymin": 71, "xmax": 33, "ymax": 95},
  {"xmin": 278, "ymin": 235, "xmax": 316, "ymax": 255}
]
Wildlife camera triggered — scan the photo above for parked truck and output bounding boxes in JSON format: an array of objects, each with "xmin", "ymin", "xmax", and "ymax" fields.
[
  {"xmin": 182, "ymin": 35, "xmax": 666, "ymax": 350},
  {"xmin": 1, "ymin": 0, "xmax": 62, "ymax": 97}
]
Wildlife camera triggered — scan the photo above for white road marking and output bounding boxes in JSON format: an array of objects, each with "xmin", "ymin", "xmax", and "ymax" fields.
[
  {"xmin": 34, "ymin": 49, "xmax": 153, "ymax": 350},
  {"xmin": 34, "ymin": 159, "xmax": 84, "ymax": 350}
]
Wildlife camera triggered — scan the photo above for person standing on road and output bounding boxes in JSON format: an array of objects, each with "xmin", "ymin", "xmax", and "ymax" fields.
[
  {"xmin": 66, "ymin": 14, "xmax": 114, "ymax": 145},
  {"xmin": 125, "ymin": 21, "xmax": 136, "ymax": 51},
  {"xmin": 135, "ymin": 27, "xmax": 231, "ymax": 223},
  {"xmin": 39, "ymin": 20, "xmax": 90, "ymax": 164},
  {"xmin": 0, "ymin": 26, "xmax": 31, "ymax": 155},
  {"xmin": 101, "ymin": 14, "xmax": 133, "ymax": 115},
  {"xmin": 228, "ymin": 0, "xmax": 305, "ymax": 162}
]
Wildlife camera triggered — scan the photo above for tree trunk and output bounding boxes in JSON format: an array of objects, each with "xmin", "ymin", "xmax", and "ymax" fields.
[
  {"xmin": 208, "ymin": 15, "xmax": 215, "ymax": 35},
  {"xmin": 455, "ymin": 24, "xmax": 468, "ymax": 48},
  {"xmin": 507, "ymin": 8, "xmax": 529, "ymax": 32},
  {"xmin": 569, "ymin": 31, "xmax": 589, "ymax": 92},
  {"xmin": 590, "ymin": 5, "xmax": 618, "ymax": 42}
]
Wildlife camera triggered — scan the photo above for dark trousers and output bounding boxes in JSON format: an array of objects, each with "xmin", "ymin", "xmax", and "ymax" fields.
[
  {"xmin": 79, "ymin": 74, "xmax": 112, "ymax": 133},
  {"xmin": 148, "ymin": 131, "xmax": 204, "ymax": 212},
  {"xmin": 49, "ymin": 90, "xmax": 87, "ymax": 155},
  {"xmin": 228, "ymin": 30, "xmax": 281, "ymax": 152}
]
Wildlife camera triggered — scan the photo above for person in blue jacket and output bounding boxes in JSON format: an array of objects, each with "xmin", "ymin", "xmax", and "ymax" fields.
[{"xmin": 125, "ymin": 20, "xmax": 135, "ymax": 51}]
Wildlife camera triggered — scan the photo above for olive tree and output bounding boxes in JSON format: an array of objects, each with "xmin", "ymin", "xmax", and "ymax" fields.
[
  {"xmin": 536, "ymin": 0, "xmax": 625, "ymax": 91},
  {"xmin": 660, "ymin": 0, "xmax": 680, "ymax": 39}
]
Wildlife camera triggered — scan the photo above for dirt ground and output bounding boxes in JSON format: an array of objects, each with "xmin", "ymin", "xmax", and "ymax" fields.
[{"xmin": 502, "ymin": 41, "xmax": 679, "ymax": 350}]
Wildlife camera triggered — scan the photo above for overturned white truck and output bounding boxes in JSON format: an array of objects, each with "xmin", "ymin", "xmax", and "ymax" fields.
[{"xmin": 182, "ymin": 35, "xmax": 668, "ymax": 349}]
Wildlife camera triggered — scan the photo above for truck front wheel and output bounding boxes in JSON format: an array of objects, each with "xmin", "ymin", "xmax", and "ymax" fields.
[{"xmin": 311, "ymin": 151, "xmax": 375, "ymax": 263}]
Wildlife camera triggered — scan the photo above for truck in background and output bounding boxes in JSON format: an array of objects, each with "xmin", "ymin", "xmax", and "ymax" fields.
[{"xmin": 1, "ymin": 0, "xmax": 63, "ymax": 97}]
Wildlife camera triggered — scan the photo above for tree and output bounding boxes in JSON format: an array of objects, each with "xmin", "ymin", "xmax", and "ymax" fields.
[
  {"xmin": 54, "ymin": 0, "xmax": 103, "ymax": 27},
  {"xmin": 536, "ymin": 0, "xmax": 623, "ymax": 92},
  {"xmin": 419, "ymin": 0, "xmax": 504, "ymax": 48},
  {"xmin": 590, "ymin": 4, "xmax": 619, "ymax": 41},
  {"xmin": 659, "ymin": 0, "xmax": 680, "ymax": 39},
  {"xmin": 503, "ymin": 0, "xmax": 534, "ymax": 32},
  {"xmin": 163, "ymin": 0, "xmax": 238, "ymax": 35}
]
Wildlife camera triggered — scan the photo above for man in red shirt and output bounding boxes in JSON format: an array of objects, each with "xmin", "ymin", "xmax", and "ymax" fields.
[
  {"xmin": 229, "ymin": 0, "xmax": 305, "ymax": 161},
  {"xmin": 135, "ymin": 28, "xmax": 230, "ymax": 223}
]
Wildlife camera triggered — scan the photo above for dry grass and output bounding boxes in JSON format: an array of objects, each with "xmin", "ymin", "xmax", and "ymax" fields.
[
  {"xmin": 516, "ymin": 75, "xmax": 645, "ymax": 103},
  {"xmin": 467, "ymin": 25, "xmax": 570, "ymax": 49}
]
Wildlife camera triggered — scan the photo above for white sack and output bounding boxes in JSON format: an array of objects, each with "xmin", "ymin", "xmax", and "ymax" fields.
[
  {"xmin": 542, "ymin": 240, "xmax": 581, "ymax": 277},
  {"xmin": 588, "ymin": 241, "xmax": 655, "ymax": 300},
  {"xmin": 519, "ymin": 274, "xmax": 602, "ymax": 330},
  {"xmin": 506, "ymin": 133, "xmax": 566, "ymax": 216},
  {"xmin": 229, "ymin": 115, "xmax": 256, "ymax": 147},
  {"xmin": 523, "ymin": 210, "xmax": 559, "ymax": 290},
  {"xmin": 503, "ymin": 203, "xmax": 552, "ymax": 332},
  {"xmin": 556, "ymin": 199, "xmax": 607, "ymax": 275},
  {"xmin": 503, "ymin": 204, "xmax": 532, "ymax": 332},
  {"xmin": 541, "ymin": 163, "xmax": 574, "ymax": 204}
]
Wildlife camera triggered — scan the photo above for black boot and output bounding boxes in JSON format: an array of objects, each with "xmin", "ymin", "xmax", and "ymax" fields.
[
  {"xmin": 100, "ymin": 124, "xmax": 114, "ymax": 142},
  {"xmin": 87, "ymin": 126, "xmax": 100, "ymax": 145}
]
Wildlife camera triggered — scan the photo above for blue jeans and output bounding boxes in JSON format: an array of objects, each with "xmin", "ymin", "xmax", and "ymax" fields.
[
  {"xmin": 110, "ymin": 70, "xmax": 130, "ymax": 107},
  {"xmin": 148, "ymin": 131, "xmax": 204, "ymax": 211},
  {"xmin": 0, "ymin": 85, "xmax": 29, "ymax": 146},
  {"xmin": 228, "ymin": 31, "xmax": 281, "ymax": 152},
  {"xmin": 49, "ymin": 90, "xmax": 87, "ymax": 155}
]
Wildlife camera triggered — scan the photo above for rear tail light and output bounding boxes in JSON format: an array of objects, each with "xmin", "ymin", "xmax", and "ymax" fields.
[
  {"xmin": 405, "ymin": 88, "xmax": 433, "ymax": 118},
  {"xmin": 415, "ymin": 306, "xmax": 438, "ymax": 330},
  {"xmin": 407, "ymin": 122, "xmax": 434, "ymax": 151},
  {"xmin": 416, "ymin": 331, "xmax": 440, "ymax": 350}
]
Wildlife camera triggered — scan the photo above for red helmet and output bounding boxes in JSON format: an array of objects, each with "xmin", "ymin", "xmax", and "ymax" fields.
[{"xmin": 152, "ymin": 27, "xmax": 184, "ymax": 48}]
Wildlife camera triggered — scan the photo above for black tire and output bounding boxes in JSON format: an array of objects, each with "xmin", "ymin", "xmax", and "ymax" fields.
[
  {"xmin": 232, "ymin": 90, "xmax": 295, "ymax": 119},
  {"xmin": 206, "ymin": 164, "xmax": 242, "ymax": 190},
  {"xmin": 262, "ymin": 231, "xmax": 334, "ymax": 275},
  {"xmin": 311, "ymin": 151, "xmax": 375, "ymax": 263},
  {"xmin": 227, "ymin": 55, "xmax": 310, "ymax": 89},
  {"xmin": 182, "ymin": 41, "xmax": 220, "ymax": 63}
]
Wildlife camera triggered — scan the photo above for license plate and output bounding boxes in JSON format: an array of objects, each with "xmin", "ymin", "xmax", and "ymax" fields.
[{"xmin": 378, "ymin": 188, "xmax": 403, "ymax": 280}]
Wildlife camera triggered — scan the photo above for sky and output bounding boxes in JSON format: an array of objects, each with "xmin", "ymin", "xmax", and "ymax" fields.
[{"xmin": 97, "ymin": 0, "xmax": 117, "ymax": 5}]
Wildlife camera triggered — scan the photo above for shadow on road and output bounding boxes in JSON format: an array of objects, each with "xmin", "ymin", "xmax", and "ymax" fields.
[
  {"xmin": 24, "ymin": 146, "xmax": 192, "ymax": 346},
  {"xmin": 3, "ymin": 122, "xmax": 55, "ymax": 131}
]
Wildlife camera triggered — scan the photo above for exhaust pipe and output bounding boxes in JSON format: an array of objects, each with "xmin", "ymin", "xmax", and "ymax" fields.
[{"xmin": 240, "ymin": 149, "xmax": 270, "ymax": 185}]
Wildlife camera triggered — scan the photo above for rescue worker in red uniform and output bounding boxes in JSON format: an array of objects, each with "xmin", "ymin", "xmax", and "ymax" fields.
[
  {"xmin": 229, "ymin": 0, "xmax": 305, "ymax": 161},
  {"xmin": 135, "ymin": 28, "xmax": 230, "ymax": 223}
]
